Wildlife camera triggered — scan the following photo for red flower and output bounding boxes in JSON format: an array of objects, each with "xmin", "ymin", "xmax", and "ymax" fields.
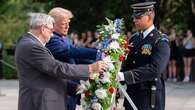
[
  {"xmin": 126, "ymin": 49, "xmax": 129, "ymax": 55},
  {"xmin": 112, "ymin": 107, "xmax": 116, "ymax": 110},
  {"xmin": 119, "ymin": 56, "xmax": 125, "ymax": 62},
  {"xmin": 126, "ymin": 36, "xmax": 129, "ymax": 41},
  {"xmin": 108, "ymin": 87, "xmax": 115, "ymax": 94},
  {"xmin": 125, "ymin": 37, "xmax": 129, "ymax": 48},
  {"xmin": 84, "ymin": 91, "xmax": 91, "ymax": 97},
  {"xmin": 125, "ymin": 42, "xmax": 128, "ymax": 48}
]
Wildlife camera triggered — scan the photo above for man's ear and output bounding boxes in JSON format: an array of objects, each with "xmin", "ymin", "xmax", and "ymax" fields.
[
  {"xmin": 40, "ymin": 26, "xmax": 45, "ymax": 34},
  {"xmin": 147, "ymin": 12, "xmax": 154, "ymax": 22}
]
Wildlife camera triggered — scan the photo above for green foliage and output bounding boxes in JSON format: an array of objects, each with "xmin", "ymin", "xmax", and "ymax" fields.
[
  {"xmin": 50, "ymin": 0, "xmax": 195, "ymax": 33},
  {"xmin": 159, "ymin": 0, "xmax": 193, "ymax": 31},
  {"xmin": 2, "ymin": 53, "xmax": 17, "ymax": 79},
  {"xmin": 0, "ymin": 0, "xmax": 51, "ymax": 79},
  {"xmin": 0, "ymin": 0, "xmax": 49, "ymax": 48},
  {"xmin": 0, "ymin": 0, "xmax": 194, "ymax": 48},
  {"xmin": 52, "ymin": 0, "xmax": 132, "ymax": 32}
]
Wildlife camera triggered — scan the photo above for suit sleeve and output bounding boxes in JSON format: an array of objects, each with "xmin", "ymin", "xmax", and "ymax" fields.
[
  {"xmin": 29, "ymin": 44, "xmax": 89, "ymax": 80},
  {"xmin": 46, "ymin": 38, "xmax": 98, "ymax": 60},
  {"xmin": 123, "ymin": 39, "xmax": 170, "ymax": 84}
]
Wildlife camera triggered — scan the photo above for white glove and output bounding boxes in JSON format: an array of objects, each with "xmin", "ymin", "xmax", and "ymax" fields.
[{"xmin": 116, "ymin": 72, "xmax": 125, "ymax": 81}]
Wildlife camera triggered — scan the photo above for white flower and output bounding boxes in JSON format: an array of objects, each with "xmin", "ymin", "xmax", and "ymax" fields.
[
  {"xmin": 76, "ymin": 84, "xmax": 86, "ymax": 94},
  {"xmin": 91, "ymin": 102, "xmax": 103, "ymax": 110},
  {"xmin": 76, "ymin": 80, "xmax": 90, "ymax": 94},
  {"xmin": 85, "ymin": 80, "xmax": 91, "ymax": 87},
  {"xmin": 99, "ymin": 72, "xmax": 111, "ymax": 83},
  {"xmin": 101, "ymin": 52, "xmax": 107, "ymax": 59},
  {"xmin": 102, "ymin": 56, "xmax": 114, "ymax": 70},
  {"xmin": 89, "ymin": 73, "xmax": 99, "ymax": 80},
  {"xmin": 111, "ymin": 33, "xmax": 120, "ymax": 40},
  {"xmin": 108, "ymin": 63, "xmax": 115, "ymax": 70},
  {"xmin": 102, "ymin": 56, "xmax": 111, "ymax": 62},
  {"xmin": 108, "ymin": 41, "xmax": 120, "ymax": 50},
  {"xmin": 95, "ymin": 88, "xmax": 107, "ymax": 99}
]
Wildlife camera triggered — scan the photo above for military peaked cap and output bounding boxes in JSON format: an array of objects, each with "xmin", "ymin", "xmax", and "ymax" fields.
[{"xmin": 131, "ymin": 1, "xmax": 156, "ymax": 17}]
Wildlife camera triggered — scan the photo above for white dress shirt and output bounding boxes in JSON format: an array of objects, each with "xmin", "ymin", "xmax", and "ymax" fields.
[
  {"xmin": 28, "ymin": 32, "xmax": 46, "ymax": 46},
  {"xmin": 142, "ymin": 25, "xmax": 155, "ymax": 39}
]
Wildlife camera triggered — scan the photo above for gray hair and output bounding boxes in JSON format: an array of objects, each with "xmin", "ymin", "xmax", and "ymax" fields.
[{"xmin": 29, "ymin": 13, "xmax": 55, "ymax": 29}]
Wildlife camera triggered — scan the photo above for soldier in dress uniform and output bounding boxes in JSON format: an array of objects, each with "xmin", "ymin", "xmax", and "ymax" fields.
[{"xmin": 120, "ymin": 1, "xmax": 170, "ymax": 110}]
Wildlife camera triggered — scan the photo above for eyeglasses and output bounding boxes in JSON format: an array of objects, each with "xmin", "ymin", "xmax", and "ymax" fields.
[{"xmin": 44, "ymin": 25, "xmax": 54, "ymax": 33}]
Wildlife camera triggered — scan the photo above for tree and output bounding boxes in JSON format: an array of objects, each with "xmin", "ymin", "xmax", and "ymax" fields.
[
  {"xmin": 0, "ymin": 0, "xmax": 49, "ymax": 48},
  {"xmin": 158, "ymin": 0, "xmax": 195, "ymax": 34},
  {"xmin": 43, "ymin": 0, "xmax": 133, "ymax": 32}
]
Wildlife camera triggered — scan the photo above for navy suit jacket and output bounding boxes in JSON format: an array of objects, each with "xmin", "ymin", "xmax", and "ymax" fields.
[
  {"xmin": 46, "ymin": 32, "xmax": 98, "ymax": 64},
  {"xmin": 46, "ymin": 32, "xmax": 98, "ymax": 95}
]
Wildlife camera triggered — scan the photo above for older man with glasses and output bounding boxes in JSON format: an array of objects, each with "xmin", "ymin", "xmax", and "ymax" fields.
[
  {"xmin": 15, "ymin": 13, "xmax": 109, "ymax": 110},
  {"xmin": 118, "ymin": 2, "xmax": 170, "ymax": 110}
]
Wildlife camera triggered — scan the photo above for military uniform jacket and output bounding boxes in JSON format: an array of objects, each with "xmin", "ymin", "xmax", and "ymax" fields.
[{"xmin": 122, "ymin": 28, "xmax": 170, "ymax": 110}]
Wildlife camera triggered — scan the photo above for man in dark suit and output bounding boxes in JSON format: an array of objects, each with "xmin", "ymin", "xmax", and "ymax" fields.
[
  {"xmin": 45, "ymin": 8, "xmax": 101, "ymax": 110},
  {"xmin": 15, "ymin": 13, "xmax": 108, "ymax": 110},
  {"xmin": 118, "ymin": 2, "xmax": 170, "ymax": 110}
]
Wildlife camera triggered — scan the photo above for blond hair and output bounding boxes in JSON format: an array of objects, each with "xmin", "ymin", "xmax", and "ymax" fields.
[{"xmin": 48, "ymin": 7, "xmax": 73, "ymax": 20}]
